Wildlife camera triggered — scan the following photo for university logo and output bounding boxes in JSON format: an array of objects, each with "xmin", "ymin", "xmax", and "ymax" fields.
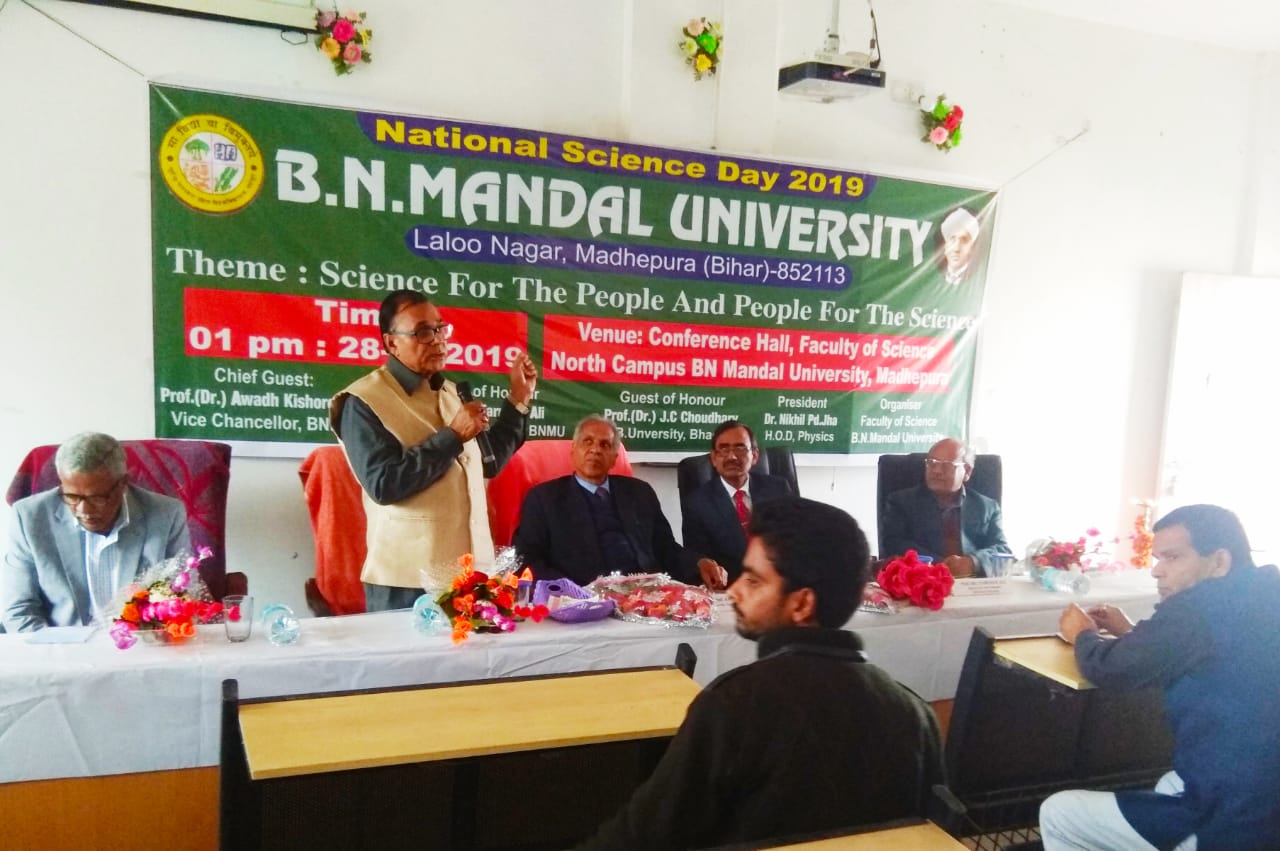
[{"xmin": 158, "ymin": 114, "xmax": 263, "ymax": 214}]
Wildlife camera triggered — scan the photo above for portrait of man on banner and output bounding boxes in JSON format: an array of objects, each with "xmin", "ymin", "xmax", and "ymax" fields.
[{"xmin": 936, "ymin": 206, "xmax": 987, "ymax": 287}]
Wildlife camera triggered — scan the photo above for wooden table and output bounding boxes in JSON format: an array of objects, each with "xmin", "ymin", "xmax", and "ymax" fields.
[
  {"xmin": 994, "ymin": 634, "xmax": 1092, "ymax": 689},
  {"xmin": 759, "ymin": 820, "xmax": 966, "ymax": 849},
  {"xmin": 239, "ymin": 667, "xmax": 699, "ymax": 778},
  {"xmin": 222, "ymin": 668, "xmax": 702, "ymax": 850}
]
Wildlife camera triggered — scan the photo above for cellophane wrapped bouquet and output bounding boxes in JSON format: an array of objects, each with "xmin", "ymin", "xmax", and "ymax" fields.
[
  {"xmin": 588, "ymin": 573, "xmax": 715, "ymax": 627},
  {"xmin": 108, "ymin": 547, "xmax": 223, "ymax": 648}
]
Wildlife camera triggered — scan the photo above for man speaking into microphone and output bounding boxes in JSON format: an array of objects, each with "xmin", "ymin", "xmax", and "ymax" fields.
[{"xmin": 331, "ymin": 291, "xmax": 537, "ymax": 612}]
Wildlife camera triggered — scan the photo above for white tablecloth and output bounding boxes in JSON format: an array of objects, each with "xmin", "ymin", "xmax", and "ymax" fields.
[{"xmin": 0, "ymin": 570, "xmax": 1158, "ymax": 783}]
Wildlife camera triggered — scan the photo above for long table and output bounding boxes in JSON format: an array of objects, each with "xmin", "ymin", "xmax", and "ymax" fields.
[{"xmin": 0, "ymin": 569, "xmax": 1158, "ymax": 784}]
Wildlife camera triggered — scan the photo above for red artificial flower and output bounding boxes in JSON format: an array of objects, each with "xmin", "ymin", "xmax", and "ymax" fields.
[
  {"xmin": 943, "ymin": 112, "xmax": 961, "ymax": 131},
  {"xmin": 530, "ymin": 605, "xmax": 550, "ymax": 623},
  {"xmin": 331, "ymin": 17, "xmax": 355, "ymax": 43},
  {"xmin": 876, "ymin": 550, "xmax": 954, "ymax": 610},
  {"xmin": 950, "ymin": 105, "xmax": 963, "ymax": 121}
]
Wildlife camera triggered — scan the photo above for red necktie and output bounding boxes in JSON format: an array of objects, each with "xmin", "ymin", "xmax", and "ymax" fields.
[{"xmin": 733, "ymin": 489, "xmax": 750, "ymax": 532}]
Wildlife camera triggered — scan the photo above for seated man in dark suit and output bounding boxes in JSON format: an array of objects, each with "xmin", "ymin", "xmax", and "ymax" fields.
[
  {"xmin": 514, "ymin": 415, "xmax": 719, "ymax": 587},
  {"xmin": 681, "ymin": 419, "xmax": 792, "ymax": 590},
  {"xmin": 880, "ymin": 437, "xmax": 1010, "ymax": 577},
  {"xmin": 577, "ymin": 498, "xmax": 943, "ymax": 850},
  {"xmin": 1, "ymin": 432, "xmax": 190, "ymax": 631}
]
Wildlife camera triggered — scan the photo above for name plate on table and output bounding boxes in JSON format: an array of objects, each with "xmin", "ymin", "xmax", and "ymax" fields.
[{"xmin": 951, "ymin": 577, "xmax": 1008, "ymax": 596}]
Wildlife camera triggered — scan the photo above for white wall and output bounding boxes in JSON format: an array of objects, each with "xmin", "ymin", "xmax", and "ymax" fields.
[{"xmin": 0, "ymin": 0, "xmax": 1269, "ymax": 612}]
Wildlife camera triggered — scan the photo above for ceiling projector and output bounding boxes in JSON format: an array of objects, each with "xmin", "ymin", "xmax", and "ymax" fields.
[{"xmin": 779, "ymin": 0, "xmax": 884, "ymax": 102}]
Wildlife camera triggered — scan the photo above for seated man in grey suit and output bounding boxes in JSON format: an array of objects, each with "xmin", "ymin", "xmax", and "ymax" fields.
[
  {"xmin": 514, "ymin": 414, "xmax": 721, "ymax": 588},
  {"xmin": 880, "ymin": 437, "xmax": 1010, "ymax": 578},
  {"xmin": 1, "ymin": 432, "xmax": 190, "ymax": 631},
  {"xmin": 682, "ymin": 420, "xmax": 793, "ymax": 590}
]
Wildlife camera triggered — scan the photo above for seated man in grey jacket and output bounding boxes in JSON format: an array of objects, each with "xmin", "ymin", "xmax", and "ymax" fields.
[
  {"xmin": 1, "ymin": 432, "xmax": 190, "ymax": 631},
  {"xmin": 880, "ymin": 437, "xmax": 1010, "ymax": 577}
]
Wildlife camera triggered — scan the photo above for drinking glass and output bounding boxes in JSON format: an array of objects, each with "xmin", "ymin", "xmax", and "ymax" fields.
[{"xmin": 223, "ymin": 595, "xmax": 253, "ymax": 642}]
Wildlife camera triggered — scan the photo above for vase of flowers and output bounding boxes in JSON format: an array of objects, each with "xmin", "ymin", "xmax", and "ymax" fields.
[{"xmin": 109, "ymin": 548, "xmax": 224, "ymax": 649}]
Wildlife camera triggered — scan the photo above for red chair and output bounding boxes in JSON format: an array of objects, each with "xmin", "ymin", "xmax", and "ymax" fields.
[
  {"xmin": 298, "ymin": 446, "xmax": 367, "ymax": 616},
  {"xmin": 5, "ymin": 439, "xmax": 243, "ymax": 600},
  {"xmin": 486, "ymin": 439, "xmax": 633, "ymax": 548}
]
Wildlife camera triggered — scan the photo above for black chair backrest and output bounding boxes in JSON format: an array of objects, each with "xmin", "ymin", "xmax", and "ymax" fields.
[
  {"xmin": 676, "ymin": 446, "xmax": 799, "ymax": 502},
  {"xmin": 944, "ymin": 628, "xmax": 1172, "ymax": 833},
  {"xmin": 875, "ymin": 452, "xmax": 1002, "ymax": 557}
]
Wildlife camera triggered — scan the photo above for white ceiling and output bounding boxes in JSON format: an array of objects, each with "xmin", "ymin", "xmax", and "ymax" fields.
[{"xmin": 994, "ymin": 0, "xmax": 1280, "ymax": 53}]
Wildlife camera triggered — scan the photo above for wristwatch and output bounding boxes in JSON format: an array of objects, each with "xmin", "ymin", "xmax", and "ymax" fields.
[{"xmin": 506, "ymin": 396, "xmax": 530, "ymax": 415}]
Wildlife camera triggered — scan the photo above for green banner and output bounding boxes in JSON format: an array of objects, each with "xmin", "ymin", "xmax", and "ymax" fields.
[{"xmin": 150, "ymin": 84, "xmax": 997, "ymax": 454}]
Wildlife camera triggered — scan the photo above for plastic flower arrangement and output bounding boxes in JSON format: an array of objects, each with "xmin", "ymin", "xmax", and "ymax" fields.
[
  {"xmin": 1030, "ymin": 528, "xmax": 1122, "ymax": 573},
  {"xmin": 315, "ymin": 9, "xmax": 372, "ymax": 76},
  {"xmin": 109, "ymin": 547, "xmax": 223, "ymax": 649},
  {"xmin": 679, "ymin": 18, "xmax": 723, "ymax": 81},
  {"xmin": 435, "ymin": 553, "xmax": 548, "ymax": 644},
  {"xmin": 876, "ymin": 550, "xmax": 955, "ymax": 611},
  {"xmin": 920, "ymin": 95, "xmax": 964, "ymax": 152},
  {"xmin": 1130, "ymin": 500, "xmax": 1155, "ymax": 568}
]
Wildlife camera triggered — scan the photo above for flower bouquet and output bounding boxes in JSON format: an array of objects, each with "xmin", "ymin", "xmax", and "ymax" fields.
[
  {"xmin": 679, "ymin": 18, "xmax": 723, "ymax": 80},
  {"xmin": 1130, "ymin": 500, "xmax": 1155, "ymax": 568},
  {"xmin": 434, "ymin": 553, "xmax": 548, "ymax": 644},
  {"xmin": 876, "ymin": 550, "xmax": 955, "ymax": 611},
  {"xmin": 920, "ymin": 95, "xmax": 963, "ymax": 152},
  {"xmin": 1028, "ymin": 528, "xmax": 1121, "ymax": 574},
  {"xmin": 315, "ymin": 9, "xmax": 372, "ymax": 76},
  {"xmin": 108, "ymin": 548, "xmax": 224, "ymax": 649},
  {"xmin": 588, "ymin": 573, "xmax": 715, "ymax": 627}
]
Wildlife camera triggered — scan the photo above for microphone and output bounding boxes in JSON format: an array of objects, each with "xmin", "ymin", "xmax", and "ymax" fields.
[{"xmin": 456, "ymin": 381, "xmax": 496, "ymax": 472}]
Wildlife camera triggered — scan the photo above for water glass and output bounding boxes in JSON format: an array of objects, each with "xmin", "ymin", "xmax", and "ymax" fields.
[
  {"xmin": 260, "ymin": 603, "xmax": 301, "ymax": 646},
  {"xmin": 223, "ymin": 595, "xmax": 253, "ymax": 642},
  {"xmin": 989, "ymin": 554, "xmax": 1016, "ymax": 578}
]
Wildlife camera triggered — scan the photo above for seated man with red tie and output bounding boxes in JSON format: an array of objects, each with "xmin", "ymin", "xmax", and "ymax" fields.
[
  {"xmin": 880, "ymin": 437, "xmax": 1010, "ymax": 578},
  {"xmin": 513, "ymin": 414, "xmax": 719, "ymax": 587},
  {"xmin": 681, "ymin": 420, "xmax": 793, "ymax": 590}
]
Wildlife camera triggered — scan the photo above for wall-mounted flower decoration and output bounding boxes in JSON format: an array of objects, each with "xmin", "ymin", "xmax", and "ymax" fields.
[
  {"xmin": 920, "ymin": 95, "xmax": 963, "ymax": 152},
  {"xmin": 679, "ymin": 18, "xmax": 723, "ymax": 81},
  {"xmin": 316, "ymin": 9, "xmax": 373, "ymax": 76}
]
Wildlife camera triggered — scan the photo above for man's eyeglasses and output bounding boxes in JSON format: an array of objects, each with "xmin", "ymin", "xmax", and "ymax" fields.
[
  {"xmin": 714, "ymin": 445, "xmax": 753, "ymax": 458},
  {"xmin": 924, "ymin": 458, "xmax": 965, "ymax": 470},
  {"xmin": 59, "ymin": 479, "xmax": 124, "ymax": 509},
  {"xmin": 388, "ymin": 323, "xmax": 453, "ymax": 343}
]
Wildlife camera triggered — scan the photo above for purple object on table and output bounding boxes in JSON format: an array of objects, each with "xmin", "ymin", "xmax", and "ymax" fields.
[{"xmin": 532, "ymin": 578, "xmax": 615, "ymax": 623}]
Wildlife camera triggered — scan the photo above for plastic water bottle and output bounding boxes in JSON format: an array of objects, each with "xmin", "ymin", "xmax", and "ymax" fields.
[
  {"xmin": 260, "ymin": 603, "xmax": 301, "ymax": 645},
  {"xmin": 1038, "ymin": 567, "xmax": 1091, "ymax": 595},
  {"xmin": 412, "ymin": 594, "xmax": 448, "ymax": 635}
]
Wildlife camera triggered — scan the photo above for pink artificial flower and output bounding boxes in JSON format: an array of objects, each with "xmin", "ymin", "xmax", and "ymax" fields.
[
  {"xmin": 343, "ymin": 42, "xmax": 362, "ymax": 64},
  {"xmin": 929, "ymin": 126, "xmax": 949, "ymax": 145},
  {"xmin": 110, "ymin": 621, "xmax": 138, "ymax": 650},
  {"xmin": 332, "ymin": 17, "xmax": 355, "ymax": 43},
  {"xmin": 171, "ymin": 570, "xmax": 191, "ymax": 593},
  {"xmin": 227, "ymin": 604, "xmax": 241, "ymax": 623},
  {"xmin": 1086, "ymin": 527, "xmax": 1100, "ymax": 537},
  {"xmin": 316, "ymin": 10, "xmax": 335, "ymax": 29},
  {"xmin": 197, "ymin": 545, "xmax": 213, "ymax": 561},
  {"xmin": 344, "ymin": 9, "xmax": 361, "ymax": 20},
  {"xmin": 685, "ymin": 18, "xmax": 705, "ymax": 36}
]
